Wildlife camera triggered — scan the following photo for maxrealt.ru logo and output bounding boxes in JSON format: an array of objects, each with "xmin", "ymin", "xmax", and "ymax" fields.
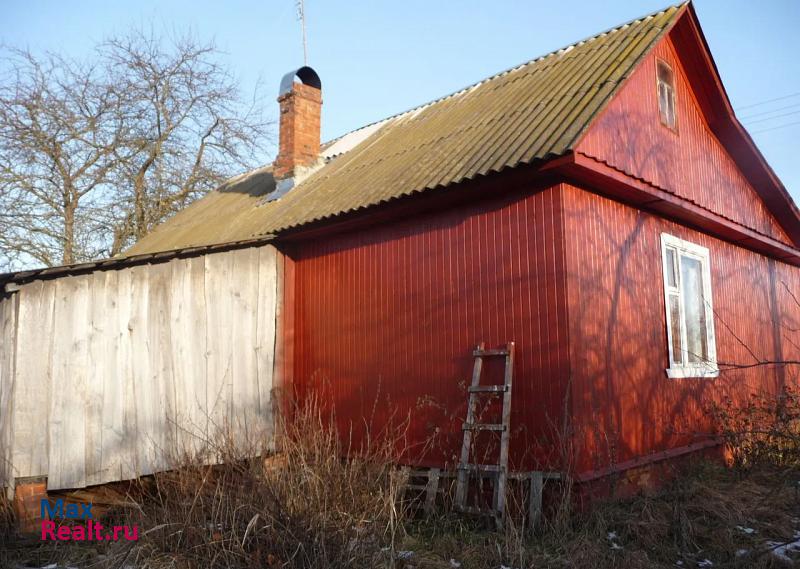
[{"xmin": 40, "ymin": 499, "xmax": 138, "ymax": 542}]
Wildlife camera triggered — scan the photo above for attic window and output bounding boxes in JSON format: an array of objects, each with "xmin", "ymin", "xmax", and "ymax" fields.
[
  {"xmin": 660, "ymin": 233, "xmax": 718, "ymax": 379},
  {"xmin": 657, "ymin": 60, "xmax": 677, "ymax": 130}
]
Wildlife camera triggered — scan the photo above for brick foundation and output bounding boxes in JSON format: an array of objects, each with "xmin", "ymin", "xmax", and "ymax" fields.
[
  {"xmin": 13, "ymin": 477, "xmax": 47, "ymax": 534},
  {"xmin": 574, "ymin": 443, "xmax": 725, "ymax": 507}
]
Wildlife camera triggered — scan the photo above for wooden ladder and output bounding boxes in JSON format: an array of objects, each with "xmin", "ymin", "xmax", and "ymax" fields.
[{"xmin": 454, "ymin": 341, "xmax": 515, "ymax": 527}]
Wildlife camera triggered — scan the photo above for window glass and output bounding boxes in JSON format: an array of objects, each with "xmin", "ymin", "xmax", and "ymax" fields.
[
  {"xmin": 657, "ymin": 60, "xmax": 676, "ymax": 129},
  {"xmin": 680, "ymin": 255, "xmax": 708, "ymax": 363},
  {"xmin": 665, "ymin": 247, "xmax": 678, "ymax": 288},
  {"xmin": 657, "ymin": 61, "xmax": 673, "ymax": 84},
  {"xmin": 668, "ymin": 294, "xmax": 682, "ymax": 364}
]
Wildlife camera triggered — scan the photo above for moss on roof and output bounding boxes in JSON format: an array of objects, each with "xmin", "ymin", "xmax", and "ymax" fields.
[{"xmin": 127, "ymin": 4, "xmax": 683, "ymax": 255}]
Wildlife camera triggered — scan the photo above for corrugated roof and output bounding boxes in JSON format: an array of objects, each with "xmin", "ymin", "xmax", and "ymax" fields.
[
  {"xmin": 0, "ymin": 236, "xmax": 275, "ymax": 289},
  {"xmin": 126, "ymin": 3, "xmax": 683, "ymax": 255}
]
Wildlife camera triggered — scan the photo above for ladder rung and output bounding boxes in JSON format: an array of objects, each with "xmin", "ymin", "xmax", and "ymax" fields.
[
  {"xmin": 468, "ymin": 385, "xmax": 508, "ymax": 393},
  {"xmin": 473, "ymin": 348, "xmax": 509, "ymax": 357},
  {"xmin": 462, "ymin": 423, "xmax": 506, "ymax": 432},
  {"xmin": 458, "ymin": 464, "xmax": 502, "ymax": 473},
  {"xmin": 456, "ymin": 505, "xmax": 500, "ymax": 516}
]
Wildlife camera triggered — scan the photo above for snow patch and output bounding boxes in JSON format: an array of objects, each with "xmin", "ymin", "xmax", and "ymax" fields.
[
  {"xmin": 607, "ymin": 530, "xmax": 623, "ymax": 550},
  {"xmin": 765, "ymin": 531, "xmax": 800, "ymax": 563}
]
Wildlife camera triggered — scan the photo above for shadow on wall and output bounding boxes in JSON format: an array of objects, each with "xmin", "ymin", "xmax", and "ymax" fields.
[
  {"xmin": 288, "ymin": 185, "xmax": 572, "ymax": 474},
  {"xmin": 563, "ymin": 177, "xmax": 800, "ymax": 474}
]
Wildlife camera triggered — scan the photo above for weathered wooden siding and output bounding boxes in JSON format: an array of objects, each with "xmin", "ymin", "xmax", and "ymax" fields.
[
  {"xmin": 576, "ymin": 34, "xmax": 792, "ymax": 245},
  {"xmin": 290, "ymin": 186, "xmax": 570, "ymax": 471},
  {"xmin": 1, "ymin": 245, "xmax": 278, "ymax": 490},
  {"xmin": 561, "ymin": 184, "xmax": 800, "ymax": 475},
  {"xmin": 0, "ymin": 294, "xmax": 17, "ymax": 491}
]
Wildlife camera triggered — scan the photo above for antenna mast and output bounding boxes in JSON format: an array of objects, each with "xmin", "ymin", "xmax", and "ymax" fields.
[{"xmin": 296, "ymin": 0, "xmax": 309, "ymax": 65}]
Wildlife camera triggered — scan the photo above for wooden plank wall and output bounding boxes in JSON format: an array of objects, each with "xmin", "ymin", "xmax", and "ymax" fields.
[
  {"xmin": 0, "ymin": 245, "xmax": 278, "ymax": 490},
  {"xmin": 0, "ymin": 293, "xmax": 18, "ymax": 492}
]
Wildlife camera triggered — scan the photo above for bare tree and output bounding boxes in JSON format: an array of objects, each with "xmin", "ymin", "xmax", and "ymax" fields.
[
  {"xmin": 0, "ymin": 50, "xmax": 126, "ymax": 266},
  {"xmin": 0, "ymin": 30, "xmax": 270, "ymax": 269}
]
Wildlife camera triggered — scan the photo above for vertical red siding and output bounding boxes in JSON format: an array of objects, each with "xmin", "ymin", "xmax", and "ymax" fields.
[
  {"xmin": 562, "ymin": 184, "xmax": 800, "ymax": 475},
  {"xmin": 290, "ymin": 187, "xmax": 569, "ymax": 470},
  {"xmin": 274, "ymin": 251, "xmax": 296, "ymax": 421},
  {"xmin": 283, "ymin": 27, "xmax": 800, "ymax": 480},
  {"xmin": 577, "ymin": 34, "xmax": 791, "ymax": 245}
]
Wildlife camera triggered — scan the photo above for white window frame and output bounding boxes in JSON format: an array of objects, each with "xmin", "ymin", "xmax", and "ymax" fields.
[{"xmin": 660, "ymin": 233, "xmax": 718, "ymax": 379}]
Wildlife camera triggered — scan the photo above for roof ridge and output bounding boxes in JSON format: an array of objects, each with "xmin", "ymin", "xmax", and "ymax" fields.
[
  {"xmin": 212, "ymin": 3, "xmax": 687, "ymax": 182},
  {"xmin": 123, "ymin": 3, "xmax": 692, "ymax": 257},
  {"xmin": 321, "ymin": 1, "xmax": 688, "ymax": 148}
]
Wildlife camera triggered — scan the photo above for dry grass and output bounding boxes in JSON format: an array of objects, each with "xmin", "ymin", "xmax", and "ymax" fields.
[
  {"xmin": 0, "ymin": 489, "xmax": 17, "ymax": 567},
  {"xmin": 400, "ymin": 462, "xmax": 800, "ymax": 569},
  {"xmin": 98, "ymin": 402, "xmax": 411, "ymax": 568},
  {"xmin": 2, "ymin": 398, "xmax": 800, "ymax": 568}
]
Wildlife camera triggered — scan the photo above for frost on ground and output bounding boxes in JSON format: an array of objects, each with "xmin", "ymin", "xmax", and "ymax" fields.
[
  {"xmin": 18, "ymin": 565, "xmax": 81, "ymax": 569},
  {"xmin": 607, "ymin": 530, "xmax": 623, "ymax": 550},
  {"xmin": 765, "ymin": 530, "xmax": 800, "ymax": 563}
]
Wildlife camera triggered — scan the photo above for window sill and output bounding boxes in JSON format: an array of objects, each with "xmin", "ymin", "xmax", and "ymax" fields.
[{"xmin": 666, "ymin": 366, "xmax": 719, "ymax": 379}]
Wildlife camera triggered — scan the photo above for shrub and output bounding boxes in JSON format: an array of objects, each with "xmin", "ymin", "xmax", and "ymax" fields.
[{"xmin": 708, "ymin": 387, "xmax": 800, "ymax": 469}]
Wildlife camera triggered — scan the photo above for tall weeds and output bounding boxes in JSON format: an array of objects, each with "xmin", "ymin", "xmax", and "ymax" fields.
[
  {"xmin": 7, "ymin": 390, "xmax": 800, "ymax": 568},
  {"xmin": 108, "ymin": 400, "xmax": 410, "ymax": 568}
]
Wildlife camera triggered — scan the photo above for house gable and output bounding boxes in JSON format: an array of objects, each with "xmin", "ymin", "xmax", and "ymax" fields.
[{"xmin": 575, "ymin": 6, "xmax": 799, "ymax": 248}]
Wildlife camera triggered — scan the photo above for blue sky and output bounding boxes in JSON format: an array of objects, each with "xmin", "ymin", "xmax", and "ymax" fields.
[{"xmin": 2, "ymin": 0, "xmax": 799, "ymax": 200}]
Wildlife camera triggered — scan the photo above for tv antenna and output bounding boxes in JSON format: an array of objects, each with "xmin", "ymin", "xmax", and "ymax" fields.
[{"xmin": 296, "ymin": 0, "xmax": 309, "ymax": 65}]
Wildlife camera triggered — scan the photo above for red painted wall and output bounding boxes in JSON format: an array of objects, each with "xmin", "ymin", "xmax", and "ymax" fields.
[
  {"xmin": 283, "ymin": 25, "xmax": 800, "ymax": 481},
  {"xmin": 577, "ymin": 33, "xmax": 791, "ymax": 245},
  {"xmin": 288, "ymin": 186, "xmax": 570, "ymax": 470},
  {"xmin": 562, "ymin": 183, "xmax": 800, "ymax": 475}
]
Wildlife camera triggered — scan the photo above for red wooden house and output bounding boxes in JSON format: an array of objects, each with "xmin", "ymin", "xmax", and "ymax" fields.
[
  {"xmin": 127, "ymin": 1, "xmax": 800, "ymax": 485},
  {"xmin": 4, "ymin": 2, "xmax": 799, "ymax": 502}
]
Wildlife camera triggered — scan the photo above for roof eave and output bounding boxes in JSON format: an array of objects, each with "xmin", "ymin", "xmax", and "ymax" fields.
[
  {"xmin": 547, "ymin": 151, "xmax": 800, "ymax": 267},
  {"xmin": 0, "ymin": 235, "xmax": 275, "ymax": 292},
  {"xmin": 676, "ymin": 2, "xmax": 800, "ymax": 245}
]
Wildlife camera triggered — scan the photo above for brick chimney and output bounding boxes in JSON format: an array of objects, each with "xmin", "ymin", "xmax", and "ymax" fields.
[{"xmin": 273, "ymin": 66, "xmax": 322, "ymax": 192}]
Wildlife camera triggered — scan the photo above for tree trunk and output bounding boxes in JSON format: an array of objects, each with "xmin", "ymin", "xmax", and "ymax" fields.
[
  {"xmin": 133, "ymin": 143, "xmax": 161, "ymax": 241},
  {"xmin": 134, "ymin": 182, "xmax": 146, "ymax": 241},
  {"xmin": 62, "ymin": 197, "xmax": 76, "ymax": 265}
]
